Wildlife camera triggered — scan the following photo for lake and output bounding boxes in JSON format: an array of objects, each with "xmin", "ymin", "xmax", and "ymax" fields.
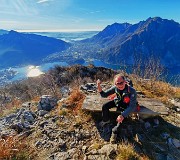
[
  {"xmin": 0, "ymin": 31, "xmax": 179, "ymax": 86},
  {"xmin": 2, "ymin": 59, "xmax": 178, "ymax": 87}
]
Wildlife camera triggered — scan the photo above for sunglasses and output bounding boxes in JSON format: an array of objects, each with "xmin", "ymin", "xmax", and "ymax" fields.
[{"xmin": 116, "ymin": 81, "xmax": 124, "ymax": 85}]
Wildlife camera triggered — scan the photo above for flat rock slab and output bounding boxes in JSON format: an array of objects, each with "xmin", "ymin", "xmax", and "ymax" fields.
[{"xmin": 82, "ymin": 95, "xmax": 168, "ymax": 119}]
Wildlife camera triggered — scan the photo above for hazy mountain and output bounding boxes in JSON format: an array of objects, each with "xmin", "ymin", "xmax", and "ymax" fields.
[
  {"xmin": 82, "ymin": 22, "xmax": 131, "ymax": 45},
  {"xmin": 1, "ymin": 17, "xmax": 180, "ymax": 69},
  {"xmin": 73, "ymin": 17, "xmax": 180, "ymax": 67},
  {"xmin": 0, "ymin": 29, "xmax": 9, "ymax": 35},
  {"xmin": 0, "ymin": 30, "xmax": 70, "ymax": 68}
]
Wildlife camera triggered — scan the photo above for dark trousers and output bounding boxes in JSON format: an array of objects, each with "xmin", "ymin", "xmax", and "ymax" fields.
[{"xmin": 102, "ymin": 100, "xmax": 126, "ymax": 122}]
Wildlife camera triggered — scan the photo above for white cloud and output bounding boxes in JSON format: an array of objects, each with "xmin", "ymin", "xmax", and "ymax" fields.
[
  {"xmin": 0, "ymin": 0, "xmax": 38, "ymax": 17},
  {"xmin": 79, "ymin": 8, "xmax": 104, "ymax": 15},
  {"xmin": 37, "ymin": 0, "xmax": 52, "ymax": 4},
  {"xmin": 90, "ymin": 11, "xmax": 101, "ymax": 14}
]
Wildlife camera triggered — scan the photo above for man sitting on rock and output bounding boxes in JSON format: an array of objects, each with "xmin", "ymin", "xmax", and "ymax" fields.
[{"xmin": 97, "ymin": 74, "xmax": 137, "ymax": 127}]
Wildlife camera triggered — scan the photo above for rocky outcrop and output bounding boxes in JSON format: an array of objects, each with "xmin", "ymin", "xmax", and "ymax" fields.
[
  {"xmin": 37, "ymin": 95, "xmax": 58, "ymax": 112},
  {"xmin": 0, "ymin": 88, "xmax": 179, "ymax": 159},
  {"xmin": 81, "ymin": 83, "xmax": 168, "ymax": 119}
]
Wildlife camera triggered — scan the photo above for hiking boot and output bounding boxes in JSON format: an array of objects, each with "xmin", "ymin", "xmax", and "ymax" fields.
[
  {"xmin": 99, "ymin": 120, "xmax": 110, "ymax": 127},
  {"xmin": 110, "ymin": 132, "xmax": 117, "ymax": 144}
]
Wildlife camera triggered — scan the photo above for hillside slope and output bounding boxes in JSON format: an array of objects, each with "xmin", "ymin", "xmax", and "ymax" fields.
[
  {"xmin": 57, "ymin": 17, "xmax": 180, "ymax": 68},
  {"xmin": 0, "ymin": 65, "xmax": 180, "ymax": 159},
  {"xmin": 0, "ymin": 30, "xmax": 70, "ymax": 68}
]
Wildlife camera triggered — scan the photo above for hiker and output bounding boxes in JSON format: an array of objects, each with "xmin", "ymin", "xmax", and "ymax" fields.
[{"xmin": 97, "ymin": 74, "xmax": 137, "ymax": 127}]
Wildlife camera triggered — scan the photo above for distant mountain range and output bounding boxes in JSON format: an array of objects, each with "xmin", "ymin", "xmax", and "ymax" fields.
[
  {"xmin": 0, "ymin": 17, "xmax": 180, "ymax": 69},
  {"xmin": 65, "ymin": 17, "xmax": 180, "ymax": 67},
  {"xmin": 0, "ymin": 30, "xmax": 70, "ymax": 68}
]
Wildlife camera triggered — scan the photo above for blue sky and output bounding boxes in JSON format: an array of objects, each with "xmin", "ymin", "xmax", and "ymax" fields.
[{"xmin": 0, "ymin": 0, "xmax": 180, "ymax": 32}]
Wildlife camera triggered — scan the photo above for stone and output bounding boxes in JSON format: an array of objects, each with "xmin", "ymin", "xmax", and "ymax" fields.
[
  {"xmin": 22, "ymin": 121, "xmax": 31, "ymax": 129},
  {"xmin": 23, "ymin": 111, "xmax": 35, "ymax": 123},
  {"xmin": 172, "ymin": 138, "xmax": 180, "ymax": 148},
  {"xmin": 98, "ymin": 144, "xmax": 117, "ymax": 157},
  {"xmin": 38, "ymin": 110, "xmax": 49, "ymax": 116},
  {"xmin": 60, "ymin": 86, "xmax": 70, "ymax": 96},
  {"xmin": 169, "ymin": 99, "xmax": 180, "ymax": 108},
  {"xmin": 37, "ymin": 103, "xmax": 42, "ymax": 110},
  {"xmin": 10, "ymin": 122, "xmax": 24, "ymax": 133},
  {"xmin": 35, "ymin": 141, "xmax": 42, "ymax": 148},
  {"xmin": 22, "ymin": 102, "xmax": 31, "ymax": 108},
  {"xmin": 53, "ymin": 148, "xmax": 77, "ymax": 160},
  {"xmin": 82, "ymin": 95, "xmax": 168, "ymax": 119},
  {"xmin": 87, "ymin": 155, "xmax": 107, "ymax": 160},
  {"xmin": 176, "ymin": 108, "xmax": 180, "ymax": 112},
  {"xmin": 38, "ymin": 95, "xmax": 58, "ymax": 111},
  {"xmin": 82, "ymin": 146, "xmax": 87, "ymax": 153}
]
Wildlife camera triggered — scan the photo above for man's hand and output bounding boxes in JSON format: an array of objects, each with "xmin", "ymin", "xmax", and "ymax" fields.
[
  {"xmin": 116, "ymin": 115, "xmax": 124, "ymax": 123},
  {"xmin": 96, "ymin": 79, "xmax": 101, "ymax": 86},
  {"xmin": 96, "ymin": 79, "xmax": 102, "ymax": 92}
]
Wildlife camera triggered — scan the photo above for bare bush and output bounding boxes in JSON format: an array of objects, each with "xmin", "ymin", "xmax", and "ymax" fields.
[{"xmin": 133, "ymin": 54, "xmax": 164, "ymax": 81}]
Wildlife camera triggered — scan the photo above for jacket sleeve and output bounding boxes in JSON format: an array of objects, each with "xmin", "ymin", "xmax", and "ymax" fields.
[
  {"xmin": 100, "ymin": 86, "xmax": 116, "ymax": 98},
  {"xmin": 122, "ymin": 87, "xmax": 137, "ymax": 117}
]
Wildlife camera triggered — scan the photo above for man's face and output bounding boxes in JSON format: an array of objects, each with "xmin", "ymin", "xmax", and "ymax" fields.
[{"xmin": 115, "ymin": 77, "xmax": 126, "ymax": 90}]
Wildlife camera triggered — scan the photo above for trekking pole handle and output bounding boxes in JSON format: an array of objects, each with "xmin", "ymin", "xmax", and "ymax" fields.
[{"xmin": 112, "ymin": 122, "xmax": 121, "ymax": 133}]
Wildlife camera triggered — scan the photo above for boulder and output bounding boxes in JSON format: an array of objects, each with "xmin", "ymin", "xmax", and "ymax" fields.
[
  {"xmin": 37, "ymin": 95, "xmax": 57, "ymax": 111},
  {"xmin": 82, "ymin": 95, "xmax": 168, "ymax": 119}
]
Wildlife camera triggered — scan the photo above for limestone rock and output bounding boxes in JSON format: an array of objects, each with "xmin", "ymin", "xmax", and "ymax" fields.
[{"xmin": 37, "ymin": 95, "xmax": 58, "ymax": 111}]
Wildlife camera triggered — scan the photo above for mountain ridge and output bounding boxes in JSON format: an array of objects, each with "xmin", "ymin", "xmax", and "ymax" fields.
[
  {"xmin": 68, "ymin": 17, "xmax": 180, "ymax": 67},
  {"xmin": 0, "ymin": 30, "xmax": 71, "ymax": 68},
  {"xmin": 0, "ymin": 17, "xmax": 180, "ymax": 72}
]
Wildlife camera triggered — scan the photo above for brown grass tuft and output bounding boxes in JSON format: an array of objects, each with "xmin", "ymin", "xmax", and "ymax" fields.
[
  {"xmin": 65, "ymin": 88, "xmax": 86, "ymax": 113},
  {"xmin": 0, "ymin": 99, "xmax": 22, "ymax": 118},
  {"xmin": 0, "ymin": 136, "xmax": 28, "ymax": 159},
  {"xmin": 116, "ymin": 142, "xmax": 149, "ymax": 160}
]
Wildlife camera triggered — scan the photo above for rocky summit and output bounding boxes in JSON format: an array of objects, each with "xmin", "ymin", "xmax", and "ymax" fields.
[
  {"xmin": 0, "ymin": 81, "xmax": 180, "ymax": 160},
  {"xmin": 0, "ymin": 65, "xmax": 179, "ymax": 159}
]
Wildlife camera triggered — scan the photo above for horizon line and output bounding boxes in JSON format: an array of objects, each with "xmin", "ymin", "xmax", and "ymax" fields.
[{"xmin": 15, "ymin": 29, "xmax": 101, "ymax": 32}]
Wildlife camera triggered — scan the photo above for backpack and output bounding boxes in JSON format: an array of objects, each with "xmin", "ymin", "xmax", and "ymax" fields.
[{"xmin": 125, "ymin": 77, "xmax": 133, "ymax": 87}]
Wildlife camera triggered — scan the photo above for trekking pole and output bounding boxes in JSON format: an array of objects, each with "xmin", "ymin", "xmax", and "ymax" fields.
[
  {"xmin": 112, "ymin": 122, "xmax": 120, "ymax": 134},
  {"xmin": 110, "ymin": 122, "xmax": 121, "ymax": 143}
]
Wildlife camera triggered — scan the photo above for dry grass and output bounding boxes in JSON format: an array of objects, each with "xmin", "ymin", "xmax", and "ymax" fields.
[
  {"xmin": 130, "ymin": 74, "xmax": 180, "ymax": 103},
  {"xmin": 0, "ymin": 99, "xmax": 22, "ymax": 118},
  {"xmin": 173, "ymin": 87, "xmax": 180, "ymax": 99},
  {"xmin": 64, "ymin": 88, "xmax": 86, "ymax": 113},
  {"xmin": 116, "ymin": 142, "xmax": 149, "ymax": 160},
  {"xmin": 59, "ymin": 108, "xmax": 68, "ymax": 116},
  {"xmin": 0, "ymin": 136, "xmax": 29, "ymax": 160},
  {"xmin": 55, "ymin": 87, "xmax": 86, "ymax": 117}
]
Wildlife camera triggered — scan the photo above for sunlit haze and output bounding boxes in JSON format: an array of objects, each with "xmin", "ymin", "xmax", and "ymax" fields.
[
  {"xmin": 0, "ymin": 0, "xmax": 180, "ymax": 31},
  {"xmin": 27, "ymin": 66, "xmax": 44, "ymax": 77}
]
